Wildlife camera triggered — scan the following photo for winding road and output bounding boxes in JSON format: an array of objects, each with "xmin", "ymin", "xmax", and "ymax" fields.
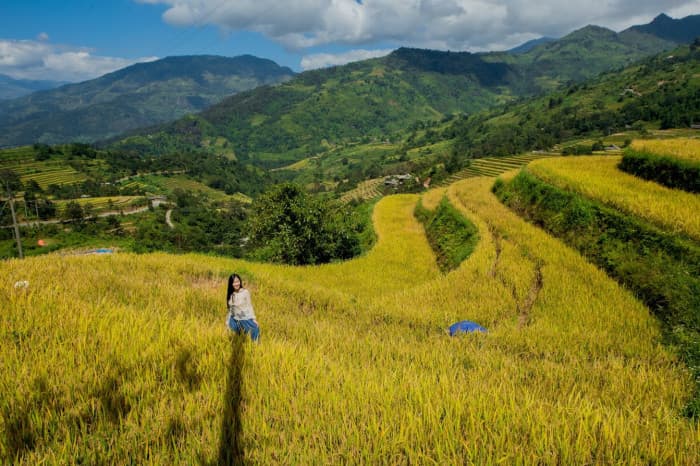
[{"xmin": 4, "ymin": 198, "xmax": 171, "ymax": 229}]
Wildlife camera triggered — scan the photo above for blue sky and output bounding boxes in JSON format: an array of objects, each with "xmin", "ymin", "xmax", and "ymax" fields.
[{"xmin": 1, "ymin": 0, "xmax": 699, "ymax": 82}]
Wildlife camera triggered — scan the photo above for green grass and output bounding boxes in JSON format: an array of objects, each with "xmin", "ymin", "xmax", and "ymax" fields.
[{"xmin": 414, "ymin": 196, "xmax": 479, "ymax": 272}]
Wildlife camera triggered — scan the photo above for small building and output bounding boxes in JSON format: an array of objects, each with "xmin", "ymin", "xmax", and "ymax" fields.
[
  {"xmin": 384, "ymin": 173, "xmax": 413, "ymax": 187},
  {"xmin": 384, "ymin": 178, "xmax": 400, "ymax": 187}
]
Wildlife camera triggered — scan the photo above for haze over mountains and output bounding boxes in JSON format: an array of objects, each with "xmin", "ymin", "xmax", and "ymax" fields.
[
  {"xmin": 0, "ymin": 12, "xmax": 697, "ymax": 150},
  {"xmin": 0, "ymin": 74, "xmax": 67, "ymax": 100}
]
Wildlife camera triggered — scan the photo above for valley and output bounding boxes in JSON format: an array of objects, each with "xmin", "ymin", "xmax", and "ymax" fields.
[{"xmin": 1, "ymin": 10, "xmax": 699, "ymax": 464}]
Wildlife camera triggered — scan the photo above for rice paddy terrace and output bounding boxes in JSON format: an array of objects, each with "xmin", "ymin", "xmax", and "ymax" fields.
[
  {"xmin": 340, "ymin": 152, "xmax": 557, "ymax": 203},
  {"xmin": 435, "ymin": 152, "xmax": 557, "ymax": 187},
  {"xmin": 2, "ymin": 140, "xmax": 698, "ymax": 463},
  {"xmin": 0, "ymin": 147, "xmax": 87, "ymax": 189}
]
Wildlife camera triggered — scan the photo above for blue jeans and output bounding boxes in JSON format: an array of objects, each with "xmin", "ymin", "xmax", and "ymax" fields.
[{"xmin": 227, "ymin": 315, "xmax": 260, "ymax": 342}]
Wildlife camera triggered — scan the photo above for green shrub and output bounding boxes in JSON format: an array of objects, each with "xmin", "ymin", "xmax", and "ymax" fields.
[
  {"xmin": 415, "ymin": 196, "xmax": 479, "ymax": 272},
  {"xmin": 619, "ymin": 149, "xmax": 700, "ymax": 193}
]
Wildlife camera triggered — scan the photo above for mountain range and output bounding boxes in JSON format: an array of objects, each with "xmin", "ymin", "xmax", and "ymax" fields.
[
  {"xmin": 628, "ymin": 12, "xmax": 700, "ymax": 44},
  {"xmin": 0, "ymin": 13, "xmax": 698, "ymax": 151},
  {"xmin": 110, "ymin": 13, "xmax": 699, "ymax": 168},
  {"xmin": 0, "ymin": 55, "xmax": 294, "ymax": 147}
]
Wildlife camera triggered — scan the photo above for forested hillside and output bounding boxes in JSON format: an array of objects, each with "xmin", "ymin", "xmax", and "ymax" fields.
[
  {"xmin": 446, "ymin": 43, "xmax": 700, "ymax": 158},
  {"xmin": 111, "ymin": 22, "xmax": 687, "ymax": 167},
  {"xmin": 0, "ymin": 55, "xmax": 294, "ymax": 147},
  {"xmin": 265, "ymin": 43, "xmax": 700, "ymax": 193}
]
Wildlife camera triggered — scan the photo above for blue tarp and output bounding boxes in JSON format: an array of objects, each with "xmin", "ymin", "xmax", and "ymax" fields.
[{"xmin": 449, "ymin": 320, "xmax": 487, "ymax": 336}]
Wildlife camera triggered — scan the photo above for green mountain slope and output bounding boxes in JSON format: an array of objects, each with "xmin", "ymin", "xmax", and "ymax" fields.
[
  {"xmin": 112, "ymin": 18, "xmax": 689, "ymax": 168},
  {"xmin": 0, "ymin": 55, "xmax": 294, "ymax": 147},
  {"xmin": 446, "ymin": 44, "xmax": 700, "ymax": 158},
  {"xmin": 626, "ymin": 13, "xmax": 700, "ymax": 44},
  {"xmin": 111, "ymin": 49, "xmax": 523, "ymax": 167},
  {"xmin": 280, "ymin": 43, "xmax": 700, "ymax": 192},
  {"xmin": 514, "ymin": 25, "xmax": 676, "ymax": 85},
  {"xmin": 507, "ymin": 37, "xmax": 556, "ymax": 54}
]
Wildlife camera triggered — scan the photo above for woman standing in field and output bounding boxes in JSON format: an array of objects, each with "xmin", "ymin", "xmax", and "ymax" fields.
[{"xmin": 226, "ymin": 273, "xmax": 260, "ymax": 341}]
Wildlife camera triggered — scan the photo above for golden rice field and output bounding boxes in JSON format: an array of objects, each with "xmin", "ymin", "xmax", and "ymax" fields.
[
  {"xmin": 1, "ymin": 180, "xmax": 698, "ymax": 464},
  {"xmin": 630, "ymin": 138, "xmax": 700, "ymax": 162},
  {"xmin": 527, "ymin": 156, "xmax": 700, "ymax": 240}
]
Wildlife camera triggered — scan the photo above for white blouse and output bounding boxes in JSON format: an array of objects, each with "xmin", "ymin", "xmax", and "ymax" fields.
[{"xmin": 228, "ymin": 288, "xmax": 256, "ymax": 320}]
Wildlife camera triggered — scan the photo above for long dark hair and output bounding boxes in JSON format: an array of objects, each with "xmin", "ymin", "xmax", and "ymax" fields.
[{"xmin": 226, "ymin": 273, "xmax": 244, "ymax": 304}]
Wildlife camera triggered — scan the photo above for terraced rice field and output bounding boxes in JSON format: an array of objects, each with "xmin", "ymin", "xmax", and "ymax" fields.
[
  {"xmin": 630, "ymin": 138, "xmax": 700, "ymax": 162},
  {"xmin": 340, "ymin": 177, "xmax": 384, "ymax": 203},
  {"xmin": 0, "ymin": 147, "xmax": 35, "ymax": 161},
  {"xmin": 53, "ymin": 196, "xmax": 144, "ymax": 214},
  {"xmin": 341, "ymin": 153, "xmax": 557, "ymax": 203},
  {"xmin": 0, "ymin": 159, "xmax": 87, "ymax": 189},
  {"xmin": 435, "ymin": 152, "xmax": 556, "ymax": 187},
  {"xmin": 2, "ymin": 180, "xmax": 697, "ymax": 463},
  {"xmin": 0, "ymin": 148, "xmax": 86, "ymax": 188},
  {"xmin": 527, "ymin": 156, "xmax": 700, "ymax": 240}
]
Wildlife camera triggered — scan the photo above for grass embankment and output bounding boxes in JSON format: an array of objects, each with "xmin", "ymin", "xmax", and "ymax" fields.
[
  {"xmin": 415, "ymin": 195, "xmax": 478, "ymax": 272},
  {"xmin": 620, "ymin": 139, "xmax": 700, "ymax": 193},
  {"xmin": 1, "ymin": 185, "xmax": 698, "ymax": 463},
  {"xmin": 494, "ymin": 166, "xmax": 700, "ymax": 416},
  {"xmin": 527, "ymin": 155, "xmax": 700, "ymax": 241}
]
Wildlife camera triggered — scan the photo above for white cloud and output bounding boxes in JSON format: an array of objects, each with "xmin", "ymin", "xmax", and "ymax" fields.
[
  {"xmin": 669, "ymin": 0, "xmax": 700, "ymax": 19},
  {"xmin": 138, "ymin": 0, "xmax": 700, "ymax": 51},
  {"xmin": 301, "ymin": 48, "xmax": 393, "ymax": 70},
  {"xmin": 0, "ymin": 39, "xmax": 158, "ymax": 82},
  {"xmin": 37, "ymin": 32, "xmax": 49, "ymax": 42}
]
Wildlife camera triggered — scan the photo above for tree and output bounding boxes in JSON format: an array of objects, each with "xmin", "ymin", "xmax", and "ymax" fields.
[
  {"xmin": 0, "ymin": 170, "xmax": 24, "ymax": 258},
  {"xmin": 246, "ymin": 183, "xmax": 360, "ymax": 265},
  {"xmin": 63, "ymin": 201, "xmax": 84, "ymax": 223},
  {"xmin": 0, "ymin": 169, "xmax": 22, "ymax": 192},
  {"xmin": 36, "ymin": 199, "xmax": 56, "ymax": 220},
  {"xmin": 105, "ymin": 215, "xmax": 124, "ymax": 236}
]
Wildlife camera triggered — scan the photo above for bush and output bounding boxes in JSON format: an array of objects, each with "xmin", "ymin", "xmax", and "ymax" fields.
[{"xmin": 619, "ymin": 149, "xmax": 700, "ymax": 193}]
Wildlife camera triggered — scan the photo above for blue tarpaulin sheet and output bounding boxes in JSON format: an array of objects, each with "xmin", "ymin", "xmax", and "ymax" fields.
[{"xmin": 449, "ymin": 320, "xmax": 487, "ymax": 336}]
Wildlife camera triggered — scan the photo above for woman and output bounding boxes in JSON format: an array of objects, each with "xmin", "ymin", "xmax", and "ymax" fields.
[{"xmin": 226, "ymin": 273, "xmax": 260, "ymax": 341}]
